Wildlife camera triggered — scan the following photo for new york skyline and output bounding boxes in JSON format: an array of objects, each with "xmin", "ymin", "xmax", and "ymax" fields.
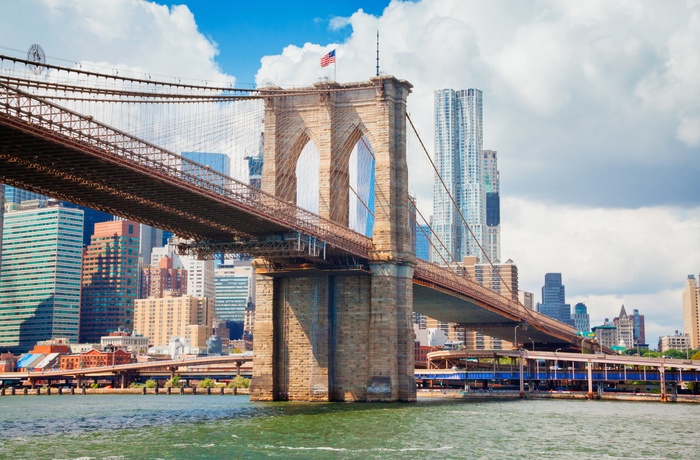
[{"xmin": 1, "ymin": 0, "xmax": 699, "ymax": 346}]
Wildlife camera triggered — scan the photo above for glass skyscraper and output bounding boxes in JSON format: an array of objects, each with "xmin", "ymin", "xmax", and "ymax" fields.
[
  {"xmin": 538, "ymin": 273, "xmax": 574, "ymax": 327},
  {"xmin": 0, "ymin": 202, "xmax": 84, "ymax": 352},
  {"xmin": 214, "ymin": 261, "xmax": 254, "ymax": 322},
  {"xmin": 181, "ymin": 151, "xmax": 230, "ymax": 177},
  {"xmin": 573, "ymin": 302, "xmax": 591, "ymax": 333},
  {"xmin": 3, "ymin": 186, "xmax": 47, "ymax": 206},
  {"xmin": 432, "ymin": 88, "xmax": 487, "ymax": 264}
]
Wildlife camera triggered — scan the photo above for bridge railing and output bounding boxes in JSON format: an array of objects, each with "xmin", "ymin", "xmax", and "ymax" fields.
[
  {"xmin": 414, "ymin": 260, "xmax": 578, "ymax": 340},
  {"xmin": 0, "ymin": 83, "xmax": 372, "ymax": 257}
]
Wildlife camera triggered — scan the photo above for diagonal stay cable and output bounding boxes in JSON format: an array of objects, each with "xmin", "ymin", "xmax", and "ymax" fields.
[{"xmin": 406, "ymin": 112, "xmax": 547, "ymax": 333}]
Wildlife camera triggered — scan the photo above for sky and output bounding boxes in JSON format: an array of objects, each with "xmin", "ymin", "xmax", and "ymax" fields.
[{"xmin": 0, "ymin": 0, "xmax": 699, "ymax": 347}]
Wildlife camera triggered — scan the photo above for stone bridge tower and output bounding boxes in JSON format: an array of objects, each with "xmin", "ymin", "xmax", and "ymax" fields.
[{"xmin": 250, "ymin": 76, "xmax": 416, "ymax": 402}]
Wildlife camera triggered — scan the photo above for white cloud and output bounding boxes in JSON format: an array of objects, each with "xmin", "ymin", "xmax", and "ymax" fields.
[
  {"xmin": 2, "ymin": 0, "xmax": 698, "ymax": 347},
  {"xmin": 503, "ymin": 197, "xmax": 700, "ymax": 344},
  {"xmin": 251, "ymin": 0, "xmax": 700, "ymax": 346},
  {"xmin": 0, "ymin": 0, "xmax": 229, "ymax": 84}
]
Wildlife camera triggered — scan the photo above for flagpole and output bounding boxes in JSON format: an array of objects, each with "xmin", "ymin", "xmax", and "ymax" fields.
[{"xmin": 334, "ymin": 56, "xmax": 337, "ymax": 82}]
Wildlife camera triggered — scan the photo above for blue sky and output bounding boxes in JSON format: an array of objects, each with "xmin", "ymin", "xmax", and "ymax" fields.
[{"xmin": 165, "ymin": 1, "xmax": 390, "ymax": 86}]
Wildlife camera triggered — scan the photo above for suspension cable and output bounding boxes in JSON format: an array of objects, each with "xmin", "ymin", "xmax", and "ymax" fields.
[{"xmin": 406, "ymin": 112, "xmax": 545, "ymax": 331}]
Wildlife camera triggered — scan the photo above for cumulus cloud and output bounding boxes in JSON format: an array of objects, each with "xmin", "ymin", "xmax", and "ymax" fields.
[
  {"xmin": 0, "ymin": 0, "xmax": 230, "ymax": 84},
  {"xmin": 1, "ymin": 0, "xmax": 698, "ymax": 346},
  {"xmin": 254, "ymin": 0, "xmax": 700, "ymax": 345}
]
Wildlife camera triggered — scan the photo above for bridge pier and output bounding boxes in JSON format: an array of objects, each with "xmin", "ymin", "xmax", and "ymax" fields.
[{"xmin": 251, "ymin": 264, "xmax": 415, "ymax": 402}]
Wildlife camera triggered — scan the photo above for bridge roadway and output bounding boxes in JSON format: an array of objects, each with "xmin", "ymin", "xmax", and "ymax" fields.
[{"xmin": 0, "ymin": 79, "xmax": 580, "ymax": 349}]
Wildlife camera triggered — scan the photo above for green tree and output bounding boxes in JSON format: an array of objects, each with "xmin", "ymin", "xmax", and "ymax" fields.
[
  {"xmin": 662, "ymin": 349, "xmax": 686, "ymax": 359},
  {"xmin": 228, "ymin": 376, "xmax": 251, "ymax": 389},
  {"xmin": 690, "ymin": 350, "xmax": 700, "ymax": 360},
  {"xmin": 166, "ymin": 376, "xmax": 182, "ymax": 388},
  {"xmin": 231, "ymin": 348, "xmax": 243, "ymax": 354},
  {"xmin": 199, "ymin": 378, "xmax": 216, "ymax": 388},
  {"xmin": 145, "ymin": 379, "xmax": 158, "ymax": 388}
]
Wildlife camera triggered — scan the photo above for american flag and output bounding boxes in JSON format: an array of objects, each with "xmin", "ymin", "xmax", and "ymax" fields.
[{"xmin": 320, "ymin": 49, "xmax": 336, "ymax": 67}]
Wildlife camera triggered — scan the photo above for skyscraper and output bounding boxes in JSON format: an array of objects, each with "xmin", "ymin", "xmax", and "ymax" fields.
[
  {"xmin": 181, "ymin": 151, "xmax": 230, "ymax": 177},
  {"xmin": 214, "ymin": 260, "xmax": 255, "ymax": 323},
  {"xmin": 432, "ymin": 88, "xmax": 487, "ymax": 264},
  {"xmin": 573, "ymin": 302, "xmax": 590, "ymax": 333},
  {"xmin": 537, "ymin": 273, "xmax": 574, "ymax": 327},
  {"xmin": 3, "ymin": 186, "xmax": 47, "ymax": 206},
  {"xmin": 0, "ymin": 202, "xmax": 83, "ymax": 352},
  {"xmin": 613, "ymin": 305, "xmax": 635, "ymax": 349},
  {"xmin": 80, "ymin": 220, "xmax": 140, "ymax": 342},
  {"xmin": 179, "ymin": 254, "xmax": 216, "ymax": 301},
  {"xmin": 631, "ymin": 308, "xmax": 646, "ymax": 346},
  {"xmin": 53, "ymin": 202, "xmax": 114, "ymax": 248},
  {"xmin": 483, "ymin": 150, "xmax": 500, "ymax": 262},
  {"xmin": 683, "ymin": 274, "xmax": 700, "ymax": 349},
  {"xmin": 134, "ymin": 292, "xmax": 214, "ymax": 348},
  {"xmin": 415, "ymin": 224, "xmax": 430, "ymax": 261}
]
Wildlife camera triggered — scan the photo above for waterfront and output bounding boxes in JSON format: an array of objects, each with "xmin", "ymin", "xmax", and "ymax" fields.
[{"xmin": 0, "ymin": 395, "xmax": 697, "ymax": 459}]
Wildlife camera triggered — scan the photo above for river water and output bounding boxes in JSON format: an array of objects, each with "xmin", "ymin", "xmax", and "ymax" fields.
[{"xmin": 0, "ymin": 394, "xmax": 696, "ymax": 459}]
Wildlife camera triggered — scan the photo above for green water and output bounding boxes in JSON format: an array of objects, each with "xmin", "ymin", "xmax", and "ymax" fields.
[{"xmin": 0, "ymin": 394, "xmax": 696, "ymax": 459}]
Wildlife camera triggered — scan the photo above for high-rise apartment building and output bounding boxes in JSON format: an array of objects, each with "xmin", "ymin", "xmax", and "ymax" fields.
[
  {"xmin": 214, "ymin": 260, "xmax": 255, "ymax": 322},
  {"xmin": 573, "ymin": 302, "xmax": 590, "ymax": 333},
  {"xmin": 134, "ymin": 291, "xmax": 214, "ymax": 348},
  {"xmin": 180, "ymin": 254, "xmax": 216, "ymax": 301},
  {"xmin": 80, "ymin": 220, "xmax": 140, "ymax": 343},
  {"xmin": 482, "ymin": 150, "xmax": 500, "ymax": 262},
  {"xmin": 432, "ymin": 88, "xmax": 487, "ymax": 264},
  {"xmin": 518, "ymin": 291, "xmax": 535, "ymax": 309},
  {"xmin": 683, "ymin": 274, "xmax": 700, "ymax": 348},
  {"xmin": 458, "ymin": 256, "xmax": 517, "ymax": 350},
  {"xmin": 537, "ymin": 273, "xmax": 574, "ymax": 327},
  {"xmin": 140, "ymin": 256, "xmax": 187, "ymax": 299},
  {"xmin": 461, "ymin": 256, "xmax": 518, "ymax": 301},
  {"xmin": 0, "ymin": 202, "xmax": 83, "ymax": 352}
]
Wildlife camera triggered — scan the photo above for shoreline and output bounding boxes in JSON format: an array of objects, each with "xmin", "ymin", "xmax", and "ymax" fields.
[
  {"xmin": 2, "ymin": 386, "xmax": 699, "ymax": 403},
  {"xmin": 418, "ymin": 388, "xmax": 700, "ymax": 403},
  {"xmin": 0, "ymin": 386, "xmax": 250, "ymax": 396}
]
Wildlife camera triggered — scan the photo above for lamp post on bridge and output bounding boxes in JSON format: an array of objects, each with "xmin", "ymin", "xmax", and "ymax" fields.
[
  {"xmin": 514, "ymin": 324, "xmax": 526, "ymax": 350},
  {"xmin": 528, "ymin": 338, "xmax": 535, "ymax": 351}
]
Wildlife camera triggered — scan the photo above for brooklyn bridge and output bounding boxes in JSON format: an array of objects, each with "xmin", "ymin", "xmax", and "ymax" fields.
[{"xmin": 0, "ymin": 54, "xmax": 585, "ymax": 402}]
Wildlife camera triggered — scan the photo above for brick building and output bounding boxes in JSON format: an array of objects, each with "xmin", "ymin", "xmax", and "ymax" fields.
[{"xmin": 60, "ymin": 348, "xmax": 132, "ymax": 370}]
